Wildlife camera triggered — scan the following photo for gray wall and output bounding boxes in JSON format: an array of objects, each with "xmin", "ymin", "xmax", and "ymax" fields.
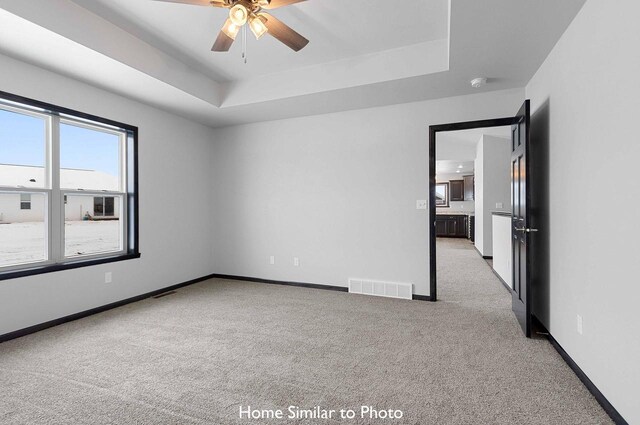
[
  {"xmin": 474, "ymin": 136, "xmax": 511, "ymax": 256},
  {"xmin": 526, "ymin": 0, "xmax": 640, "ymax": 421},
  {"xmin": 0, "ymin": 53, "xmax": 216, "ymax": 335},
  {"xmin": 211, "ymin": 89, "xmax": 525, "ymax": 296}
]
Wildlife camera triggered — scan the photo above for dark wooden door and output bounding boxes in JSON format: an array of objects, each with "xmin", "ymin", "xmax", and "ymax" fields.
[
  {"xmin": 450, "ymin": 180, "xmax": 464, "ymax": 201},
  {"xmin": 463, "ymin": 175, "xmax": 474, "ymax": 201},
  {"xmin": 511, "ymin": 100, "xmax": 533, "ymax": 337}
]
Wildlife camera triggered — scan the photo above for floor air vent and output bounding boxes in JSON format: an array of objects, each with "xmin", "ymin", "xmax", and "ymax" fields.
[
  {"xmin": 152, "ymin": 290, "xmax": 177, "ymax": 299},
  {"xmin": 348, "ymin": 279, "xmax": 412, "ymax": 300}
]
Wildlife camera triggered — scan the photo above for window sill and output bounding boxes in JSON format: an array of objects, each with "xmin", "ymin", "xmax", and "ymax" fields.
[{"xmin": 0, "ymin": 252, "xmax": 141, "ymax": 282}]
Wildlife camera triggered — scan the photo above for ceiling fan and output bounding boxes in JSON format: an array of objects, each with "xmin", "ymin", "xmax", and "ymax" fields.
[{"xmin": 153, "ymin": 0, "xmax": 310, "ymax": 52}]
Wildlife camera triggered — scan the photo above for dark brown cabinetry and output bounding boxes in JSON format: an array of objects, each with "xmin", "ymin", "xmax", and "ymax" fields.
[
  {"xmin": 450, "ymin": 180, "xmax": 465, "ymax": 201},
  {"xmin": 435, "ymin": 218, "xmax": 448, "ymax": 236},
  {"xmin": 435, "ymin": 215, "xmax": 468, "ymax": 238},
  {"xmin": 463, "ymin": 175, "xmax": 474, "ymax": 201}
]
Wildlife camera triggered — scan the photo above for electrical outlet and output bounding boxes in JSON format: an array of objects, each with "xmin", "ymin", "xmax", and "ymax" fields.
[
  {"xmin": 294, "ymin": 257, "xmax": 300, "ymax": 267},
  {"xmin": 269, "ymin": 256, "xmax": 275, "ymax": 265},
  {"xmin": 496, "ymin": 202, "xmax": 504, "ymax": 209},
  {"xmin": 105, "ymin": 272, "xmax": 112, "ymax": 284},
  {"xmin": 577, "ymin": 314, "xmax": 583, "ymax": 335},
  {"xmin": 416, "ymin": 200, "xmax": 427, "ymax": 210}
]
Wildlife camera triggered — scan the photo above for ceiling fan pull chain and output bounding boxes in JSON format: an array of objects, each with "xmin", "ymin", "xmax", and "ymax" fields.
[{"xmin": 242, "ymin": 24, "xmax": 248, "ymax": 64}]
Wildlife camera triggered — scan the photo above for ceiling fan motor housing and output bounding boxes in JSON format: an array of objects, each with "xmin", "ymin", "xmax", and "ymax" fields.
[{"xmin": 228, "ymin": 0, "xmax": 266, "ymax": 12}]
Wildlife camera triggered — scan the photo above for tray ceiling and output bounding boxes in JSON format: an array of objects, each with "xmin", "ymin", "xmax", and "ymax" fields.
[{"xmin": 0, "ymin": 0, "xmax": 586, "ymax": 127}]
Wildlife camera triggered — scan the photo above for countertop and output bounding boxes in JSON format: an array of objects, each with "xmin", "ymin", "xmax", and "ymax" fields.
[
  {"xmin": 491, "ymin": 210, "xmax": 511, "ymax": 217},
  {"xmin": 436, "ymin": 211, "xmax": 474, "ymax": 216}
]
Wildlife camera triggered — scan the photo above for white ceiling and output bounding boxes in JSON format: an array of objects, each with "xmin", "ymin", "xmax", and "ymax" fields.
[
  {"xmin": 69, "ymin": 0, "xmax": 450, "ymax": 82},
  {"xmin": 436, "ymin": 160, "xmax": 474, "ymax": 176},
  {"xmin": 0, "ymin": 0, "xmax": 587, "ymax": 128},
  {"xmin": 442, "ymin": 126, "xmax": 512, "ymax": 144},
  {"xmin": 436, "ymin": 126, "xmax": 511, "ymax": 162}
]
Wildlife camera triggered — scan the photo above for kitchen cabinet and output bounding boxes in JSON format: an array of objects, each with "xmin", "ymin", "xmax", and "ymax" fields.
[
  {"xmin": 450, "ymin": 180, "xmax": 465, "ymax": 201},
  {"xmin": 463, "ymin": 175, "xmax": 474, "ymax": 201},
  {"xmin": 435, "ymin": 218, "xmax": 448, "ymax": 236},
  {"xmin": 435, "ymin": 215, "xmax": 468, "ymax": 238}
]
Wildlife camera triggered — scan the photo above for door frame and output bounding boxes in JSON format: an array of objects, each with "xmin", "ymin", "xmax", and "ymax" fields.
[{"xmin": 428, "ymin": 117, "xmax": 517, "ymax": 302}]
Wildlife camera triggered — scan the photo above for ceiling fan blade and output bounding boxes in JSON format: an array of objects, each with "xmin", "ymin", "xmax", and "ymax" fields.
[
  {"xmin": 152, "ymin": 0, "xmax": 227, "ymax": 7},
  {"xmin": 212, "ymin": 31, "xmax": 235, "ymax": 52},
  {"xmin": 262, "ymin": 0, "xmax": 307, "ymax": 9},
  {"xmin": 261, "ymin": 13, "xmax": 309, "ymax": 52}
]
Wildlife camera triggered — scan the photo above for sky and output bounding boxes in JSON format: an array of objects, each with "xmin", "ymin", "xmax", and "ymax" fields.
[{"xmin": 0, "ymin": 108, "xmax": 120, "ymax": 177}]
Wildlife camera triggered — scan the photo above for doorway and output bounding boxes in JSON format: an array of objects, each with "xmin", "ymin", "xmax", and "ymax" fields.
[{"xmin": 429, "ymin": 100, "xmax": 534, "ymax": 337}]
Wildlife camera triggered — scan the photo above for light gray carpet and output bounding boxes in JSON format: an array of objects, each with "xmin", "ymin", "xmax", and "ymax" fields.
[{"xmin": 0, "ymin": 241, "xmax": 611, "ymax": 424}]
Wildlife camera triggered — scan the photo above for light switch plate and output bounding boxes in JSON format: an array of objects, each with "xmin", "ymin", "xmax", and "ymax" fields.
[
  {"xmin": 416, "ymin": 200, "xmax": 427, "ymax": 210},
  {"xmin": 294, "ymin": 257, "xmax": 300, "ymax": 267},
  {"xmin": 269, "ymin": 256, "xmax": 275, "ymax": 265},
  {"xmin": 496, "ymin": 202, "xmax": 504, "ymax": 209},
  {"xmin": 105, "ymin": 272, "xmax": 112, "ymax": 284}
]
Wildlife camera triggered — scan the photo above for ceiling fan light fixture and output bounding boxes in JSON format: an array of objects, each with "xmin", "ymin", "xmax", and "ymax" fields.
[
  {"xmin": 158, "ymin": 0, "xmax": 310, "ymax": 54},
  {"xmin": 221, "ymin": 18, "xmax": 240, "ymax": 39},
  {"xmin": 229, "ymin": 3, "xmax": 249, "ymax": 26},
  {"xmin": 249, "ymin": 14, "xmax": 268, "ymax": 39}
]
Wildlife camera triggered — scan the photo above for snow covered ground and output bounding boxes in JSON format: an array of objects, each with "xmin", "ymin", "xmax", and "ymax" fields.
[
  {"xmin": 64, "ymin": 220, "xmax": 121, "ymax": 258},
  {"xmin": 0, "ymin": 222, "xmax": 46, "ymax": 267},
  {"xmin": 0, "ymin": 221, "xmax": 121, "ymax": 267}
]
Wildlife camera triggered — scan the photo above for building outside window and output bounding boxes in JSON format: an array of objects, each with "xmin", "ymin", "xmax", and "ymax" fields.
[
  {"xmin": 93, "ymin": 196, "xmax": 115, "ymax": 217},
  {"xmin": 19, "ymin": 193, "xmax": 31, "ymax": 210}
]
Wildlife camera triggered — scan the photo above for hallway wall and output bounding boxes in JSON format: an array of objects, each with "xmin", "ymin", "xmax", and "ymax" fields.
[
  {"xmin": 526, "ymin": 0, "xmax": 640, "ymax": 422},
  {"xmin": 474, "ymin": 135, "xmax": 511, "ymax": 257}
]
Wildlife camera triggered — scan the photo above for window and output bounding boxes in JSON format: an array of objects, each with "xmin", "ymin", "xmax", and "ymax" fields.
[
  {"xmin": 0, "ymin": 91, "xmax": 138, "ymax": 278},
  {"xmin": 20, "ymin": 193, "xmax": 31, "ymax": 210},
  {"xmin": 435, "ymin": 182, "xmax": 450, "ymax": 207},
  {"xmin": 93, "ymin": 196, "xmax": 115, "ymax": 217}
]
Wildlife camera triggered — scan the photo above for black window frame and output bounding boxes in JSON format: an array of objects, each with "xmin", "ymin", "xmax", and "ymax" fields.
[{"xmin": 0, "ymin": 90, "xmax": 140, "ymax": 281}]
